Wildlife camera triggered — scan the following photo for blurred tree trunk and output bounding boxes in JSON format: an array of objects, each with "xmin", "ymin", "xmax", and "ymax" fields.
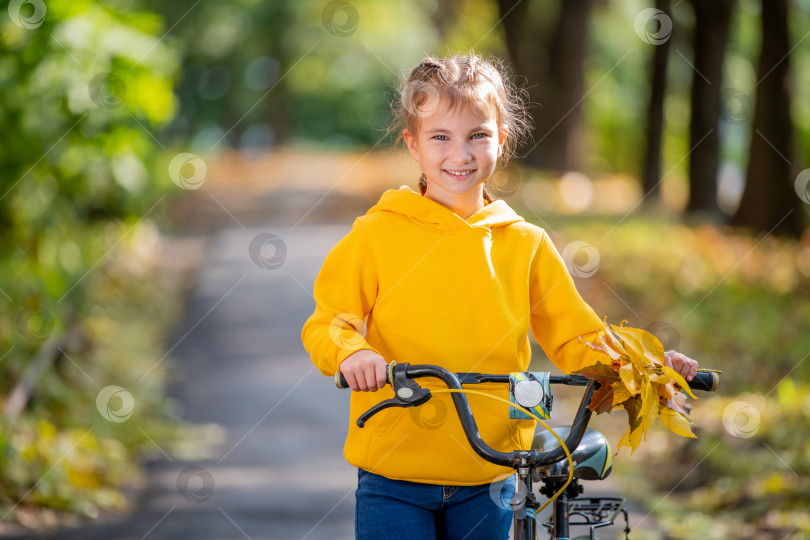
[
  {"xmin": 431, "ymin": 0, "xmax": 463, "ymax": 41},
  {"xmin": 731, "ymin": 0, "xmax": 804, "ymax": 236},
  {"xmin": 685, "ymin": 0, "xmax": 735, "ymax": 215},
  {"xmin": 497, "ymin": 0, "xmax": 591, "ymax": 172},
  {"xmin": 641, "ymin": 0, "xmax": 672, "ymax": 203},
  {"xmin": 265, "ymin": 3, "xmax": 292, "ymax": 145}
]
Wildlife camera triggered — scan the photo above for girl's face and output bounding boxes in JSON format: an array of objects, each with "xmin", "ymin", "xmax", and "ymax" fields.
[{"xmin": 403, "ymin": 97, "xmax": 507, "ymax": 203}]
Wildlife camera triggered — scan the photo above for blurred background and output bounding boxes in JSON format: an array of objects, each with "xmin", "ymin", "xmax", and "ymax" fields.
[{"xmin": 1, "ymin": 0, "xmax": 809, "ymax": 538}]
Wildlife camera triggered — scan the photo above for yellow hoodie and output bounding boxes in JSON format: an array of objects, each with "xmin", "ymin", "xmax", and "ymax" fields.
[{"xmin": 300, "ymin": 185, "xmax": 605, "ymax": 485}]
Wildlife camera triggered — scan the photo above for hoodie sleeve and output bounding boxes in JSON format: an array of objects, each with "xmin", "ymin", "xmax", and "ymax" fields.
[
  {"xmin": 301, "ymin": 218, "xmax": 381, "ymax": 377},
  {"xmin": 528, "ymin": 230, "xmax": 605, "ymax": 374}
]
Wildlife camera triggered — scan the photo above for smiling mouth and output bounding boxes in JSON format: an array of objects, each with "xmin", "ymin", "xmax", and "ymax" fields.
[{"xmin": 444, "ymin": 169, "xmax": 476, "ymax": 178}]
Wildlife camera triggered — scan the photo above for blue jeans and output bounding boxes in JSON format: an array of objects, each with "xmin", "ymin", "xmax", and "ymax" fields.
[{"xmin": 355, "ymin": 468, "xmax": 515, "ymax": 539}]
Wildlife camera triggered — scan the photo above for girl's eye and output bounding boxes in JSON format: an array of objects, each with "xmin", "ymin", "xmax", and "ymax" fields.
[{"xmin": 431, "ymin": 133, "xmax": 488, "ymax": 140}]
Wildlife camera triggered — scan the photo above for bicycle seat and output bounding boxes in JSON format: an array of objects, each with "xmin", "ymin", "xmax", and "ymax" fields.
[{"xmin": 530, "ymin": 426, "xmax": 612, "ymax": 481}]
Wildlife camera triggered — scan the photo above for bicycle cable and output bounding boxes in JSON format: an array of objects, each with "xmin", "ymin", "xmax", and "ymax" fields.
[{"xmin": 431, "ymin": 388, "xmax": 574, "ymax": 514}]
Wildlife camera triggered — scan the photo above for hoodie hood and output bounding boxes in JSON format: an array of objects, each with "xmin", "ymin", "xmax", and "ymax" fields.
[{"xmin": 366, "ymin": 185, "xmax": 525, "ymax": 232}]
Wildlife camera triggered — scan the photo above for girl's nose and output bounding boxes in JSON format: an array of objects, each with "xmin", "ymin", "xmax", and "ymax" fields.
[{"xmin": 451, "ymin": 140, "xmax": 474, "ymax": 163}]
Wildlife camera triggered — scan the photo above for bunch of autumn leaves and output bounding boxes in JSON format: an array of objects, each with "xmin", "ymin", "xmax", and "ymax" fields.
[{"xmin": 575, "ymin": 319, "xmax": 698, "ymax": 453}]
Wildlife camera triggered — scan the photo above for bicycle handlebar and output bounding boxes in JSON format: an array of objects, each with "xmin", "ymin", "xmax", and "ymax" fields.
[
  {"xmin": 334, "ymin": 363, "xmax": 719, "ymax": 470},
  {"xmin": 335, "ymin": 368, "xmax": 719, "ymax": 393}
]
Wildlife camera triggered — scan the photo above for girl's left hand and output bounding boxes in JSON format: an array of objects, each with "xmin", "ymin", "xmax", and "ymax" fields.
[{"xmin": 664, "ymin": 350, "xmax": 699, "ymax": 382}]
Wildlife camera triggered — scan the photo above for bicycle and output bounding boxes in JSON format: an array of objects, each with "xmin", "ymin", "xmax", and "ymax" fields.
[{"xmin": 336, "ymin": 361, "xmax": 719, "ymax": 540}]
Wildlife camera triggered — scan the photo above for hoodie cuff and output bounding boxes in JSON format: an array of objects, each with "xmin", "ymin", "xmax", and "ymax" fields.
[{"xmin": 335, "ymin": 341, "xmax": 382, "ymax": 369}]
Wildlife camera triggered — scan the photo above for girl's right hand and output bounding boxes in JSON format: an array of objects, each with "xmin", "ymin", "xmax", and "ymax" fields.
[{"xmin": 339, "ymin": 350, "xmax": 388, "ymax": 392}]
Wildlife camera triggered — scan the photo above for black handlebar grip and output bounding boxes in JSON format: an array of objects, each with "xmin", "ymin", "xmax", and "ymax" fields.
[
  {"xmin": 335, "ymin": 371, "xmax": 350, "ymax": 389},
  {"xmin": 335, "ymin": 362, "xmax": 397, "ymax": 390},
  {"xmin": 689, "ymin": 371, "xmax": 720, "ymax": 392}
]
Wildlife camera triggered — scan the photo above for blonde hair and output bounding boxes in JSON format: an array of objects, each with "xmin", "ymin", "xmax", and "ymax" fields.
[{"xmin": 388, "ymin": 53, "xmax": 532, "ymax": 203}]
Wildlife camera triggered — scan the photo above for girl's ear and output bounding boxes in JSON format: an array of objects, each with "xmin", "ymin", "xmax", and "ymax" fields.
[
  {"xmin": 403, "ymin": 128, "xmax": 420, "ymax": 161},
  {"xmin": 497, "ymin": 126, "xmax": 508, "ymax": 157}
]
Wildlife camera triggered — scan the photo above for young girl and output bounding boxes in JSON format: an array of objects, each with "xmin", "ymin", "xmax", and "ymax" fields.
[{"xmin": 301, "ymin": 53, "xmax": 698, "ymax": 540}]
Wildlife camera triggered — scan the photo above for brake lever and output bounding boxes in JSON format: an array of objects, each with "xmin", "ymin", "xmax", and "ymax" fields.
[{"xmin": 356, "ymin": 362, "xmax": 432, "ymax": 427}]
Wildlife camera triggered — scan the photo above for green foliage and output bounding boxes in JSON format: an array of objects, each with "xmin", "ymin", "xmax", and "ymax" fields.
[
  {"xmin": 0, "ymin": 0, "xmax": 179, "ymax": 230},
  {"xmin": 0, "ymin": 0, "xmax": 187, "ymax": 523},
  {"xmin": 144, "ymin": 0, "xmax": 509, "ymax": 152},
  {"xmin": 0, "ymin": 221, "xmax": 190, "ymax": 521},
  {"xmin": 0, "ymin": 0, "xmax": 182, "ymax": 330}
]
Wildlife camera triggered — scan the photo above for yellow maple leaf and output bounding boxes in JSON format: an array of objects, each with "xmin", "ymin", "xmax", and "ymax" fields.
[
  {"xmin": 619, "ymin": 361, "xmax": 639, "ymax": 394},
  {"xmin": 659, "ymin": 406, "xmax": 697, "ymax": 438},
  {"xmin": 611, "ymin": 324, "xmax": 665, "ymax": 369},
  {"xmin": 640, "ymin": 382, "xmax": 660, "ymax": 433},
  {"xmin": 662, "ymin": 365, "xmax": 697, "ymax": 399},
  {"xmin": 617, "ymin": 424, "xmax": 644, "ymax": 454},
  {"xmin": 612, "ymin": 383, "xmax": 633, "ymax": 406}
]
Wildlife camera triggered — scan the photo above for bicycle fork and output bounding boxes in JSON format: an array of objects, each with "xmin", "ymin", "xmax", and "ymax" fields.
[{"xmin": 511, "ymin": 467, "xmax": 540, "ymax": 540}]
